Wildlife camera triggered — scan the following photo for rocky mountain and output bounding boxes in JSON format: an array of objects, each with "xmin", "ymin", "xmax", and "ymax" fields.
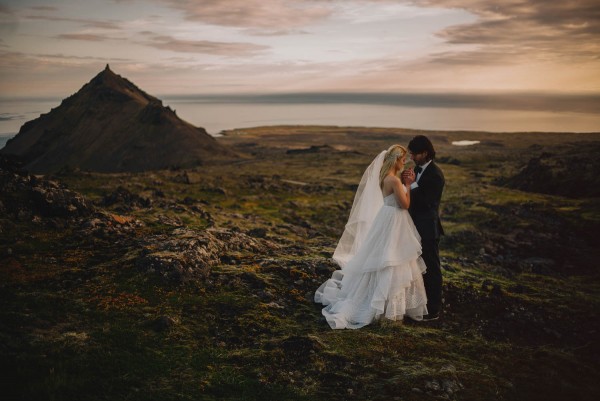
[{"xmin": 0, "ymin": 65, "xmax": 235, "ymax": 173}]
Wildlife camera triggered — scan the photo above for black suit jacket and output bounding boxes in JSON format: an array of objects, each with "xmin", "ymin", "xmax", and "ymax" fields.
[{"xmin": 409, "ymin": 161, "xmax": 445, "ymax": 240}]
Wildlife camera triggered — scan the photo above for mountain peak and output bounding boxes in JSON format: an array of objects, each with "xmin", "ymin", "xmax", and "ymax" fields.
[
  {"xmin": 0, "ymin": 67, "xmax": 235, "ymax": 173},
  {"xmin": 84, "ymin": 65, "xmax": 156, "ymax": 106},
  {"xmin": 94, "ymin": 63, "xmax": 119, "ymax": 80}
]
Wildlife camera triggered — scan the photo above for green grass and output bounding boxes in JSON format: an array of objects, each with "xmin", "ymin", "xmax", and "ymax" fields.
[{"xmin": 2, "ymin": 127, "xmax": 600, "ymax": 400}]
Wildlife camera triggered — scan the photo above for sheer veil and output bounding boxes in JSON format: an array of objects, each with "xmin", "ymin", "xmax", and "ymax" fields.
[{"xmin": 332, "ymin": 150, "xmax": 386, "ymax": 268}]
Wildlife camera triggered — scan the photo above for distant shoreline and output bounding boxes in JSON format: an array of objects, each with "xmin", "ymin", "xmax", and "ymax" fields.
[
  {"xmin": 2, "ymin": 93, "xmax": 600, "ymax": 138},
  {"xmin": 161, "ymin": 92, "xmax": 600, "ymax": 115},
  {"xmin": 4, "ymin": 91, "xmax": 600, "ymax": 114},
  {"xmin": 2, "ymin": 121, "xmax": 600, "ymax": 152}
]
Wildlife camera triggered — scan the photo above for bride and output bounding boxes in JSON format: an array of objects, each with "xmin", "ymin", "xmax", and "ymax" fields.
[{"xmin": 315, "ymin": 145, "xmax": 428, "ymax": 329}]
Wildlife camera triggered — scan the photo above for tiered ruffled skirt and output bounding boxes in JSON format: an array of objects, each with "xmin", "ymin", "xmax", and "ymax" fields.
[{"xmin": 315, "ymin": 205, "xmax": 428, "ymax": 329}]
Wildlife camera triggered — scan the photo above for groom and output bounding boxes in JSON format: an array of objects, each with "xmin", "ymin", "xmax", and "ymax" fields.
[{"xmin": 403, "ymin": 135, "xmax": 445, "ymax": 321}]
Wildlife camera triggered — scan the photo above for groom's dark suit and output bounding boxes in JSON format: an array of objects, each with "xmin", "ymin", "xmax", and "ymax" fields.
[{"xmin": 409, "ymin": 161, "xmax": 445, "ymax": 315}]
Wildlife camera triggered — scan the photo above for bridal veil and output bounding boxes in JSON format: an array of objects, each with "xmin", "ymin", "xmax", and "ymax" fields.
[{"xmin": 332, "ymin": 150, "xmax": 386, "ymax": 268}]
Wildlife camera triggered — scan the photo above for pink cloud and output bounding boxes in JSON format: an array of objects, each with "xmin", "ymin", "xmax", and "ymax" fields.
[
  {"xmin": 414, "ymin": 0, "xmax": 600, "ymax": 64},
  {"xmin": 145, "ymin": 35, "xmax": 269, "ymax": 56},
  {"xmin": 56, "ymin": 33, "xmax": 113, "ymax": 42},
  {"xmin": 26, "ymin": 15, "xmax": 121, "ymax": 30},
  {"xmin": 160, "ymin": 0, "xmax": 332, "ymax": 29}
]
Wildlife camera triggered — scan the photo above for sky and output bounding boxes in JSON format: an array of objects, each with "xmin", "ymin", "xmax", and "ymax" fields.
[{"xmin": 0, "ymin": 0, "xmax": 599, "ymax": 97}]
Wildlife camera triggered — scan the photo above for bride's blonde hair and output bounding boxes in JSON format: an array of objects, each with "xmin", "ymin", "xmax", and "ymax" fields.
[{"xmin": 379, "ymin": 144, "xmax": 407, "ymax": 188}]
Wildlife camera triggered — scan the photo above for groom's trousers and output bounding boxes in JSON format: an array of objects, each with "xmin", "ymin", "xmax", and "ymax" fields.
[{"xmin": 421, "ymin": 238, "xmax": 442, "ymax": 315}]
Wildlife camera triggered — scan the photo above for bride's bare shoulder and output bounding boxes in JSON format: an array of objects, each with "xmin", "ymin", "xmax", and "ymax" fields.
[{"xmin": 383, "ymin": 175, "xmax": 401, "ymax": 184}]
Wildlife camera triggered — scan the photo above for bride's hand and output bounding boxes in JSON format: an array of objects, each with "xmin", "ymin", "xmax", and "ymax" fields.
[{"xmin": 401, "ymin": 170, "xmax": 415, "ymax": 184}]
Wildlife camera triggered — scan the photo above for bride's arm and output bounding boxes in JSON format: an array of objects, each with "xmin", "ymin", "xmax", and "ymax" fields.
[{"xmin": 391, "ymin": 176, "xmax": 410, "ymax": 209}]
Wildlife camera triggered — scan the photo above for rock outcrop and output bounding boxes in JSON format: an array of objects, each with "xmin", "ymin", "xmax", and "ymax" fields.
[
  {"xmin": 136, "ymin": 227, "xmax": 279, "ymax": 284},
  {"xmin": 0, "ymin": 155, "xmax": 93, "ymax": 220},
  {"xmin": 500, "ymin": 143, "xmax": 600, "ymax": 198}
]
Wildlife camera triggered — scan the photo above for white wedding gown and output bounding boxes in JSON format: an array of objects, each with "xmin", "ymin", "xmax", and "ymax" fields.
[{"xmin": 315, "ymin": 192, "xmax": 428, "ymax": 329}]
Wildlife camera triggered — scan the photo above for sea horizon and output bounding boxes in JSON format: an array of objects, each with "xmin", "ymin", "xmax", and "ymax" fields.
[{"xmin": 1, "ymin": 91, "xmax": 599, "ymax": 149}]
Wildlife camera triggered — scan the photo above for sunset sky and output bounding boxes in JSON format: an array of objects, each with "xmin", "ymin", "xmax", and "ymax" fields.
[{"xmin": 1, "ymin": 0, "xmax": 599, "ymax": 97}]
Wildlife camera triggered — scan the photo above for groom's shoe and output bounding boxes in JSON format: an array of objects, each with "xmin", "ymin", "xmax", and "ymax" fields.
[{"xmin": 422, "ymin": 312, "xmax": 439, "ymax": 321}]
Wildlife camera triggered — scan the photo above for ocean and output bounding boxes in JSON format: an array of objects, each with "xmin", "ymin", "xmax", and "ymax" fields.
[{"xmin": 1, "ymin": 93, "xmax": 599, "ymax": 149}]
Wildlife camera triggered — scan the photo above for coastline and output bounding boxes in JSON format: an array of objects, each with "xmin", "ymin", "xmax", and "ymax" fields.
[{"xmin": 2, "ymin": 95, "xmax": 600, "ymax": 139}]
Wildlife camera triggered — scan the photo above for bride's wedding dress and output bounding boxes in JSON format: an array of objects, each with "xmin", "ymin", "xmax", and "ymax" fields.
[{"xmin": 315, "ymin": 151, "xmax": 428, "ymax": 329}]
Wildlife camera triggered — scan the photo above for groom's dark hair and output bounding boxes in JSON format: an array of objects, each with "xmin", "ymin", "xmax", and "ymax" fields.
[{"xmin": 408, "ymin": 135, "xmax": 436, "ymax": 160}]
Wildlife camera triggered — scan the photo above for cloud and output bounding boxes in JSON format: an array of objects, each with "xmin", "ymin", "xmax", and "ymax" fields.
[
  {"xmin": 0, "ymin": 112, "xmax": 25, "ymax": 121},
  {"xmin": 0, "ymin": 49, "xmax": 27, "ymax": 69},
  {"xmin": 0, "ymin": 49, "xmax": 130, "ymax": 69},
  {"xmin": 242, "ymin": 28, "xmax": 311, "ymax": 36},
  {"xmin": 25, "ymin": 15, "xmax": 121, "ymax": 30},
  {"xmin": 143, "ymin": 35, "xmax": 269, "ymax": 56},
  {"xmin": 34, "ymin": 53, "xmax": 132, "ymax": 62},
  {"xmin": 0, "ymin": 4, "xmax": 18, "ymax": 34},
  {"xmin": 0, "ymin": 49, "xmax": 137, "ymax": 96},
  {"xmin": 159, "ymin": 0, "xmax": 332, "ymax": 30},
  {"xmin": 56, "ymin": 33, "xmax": 114, "ymax": 42},
  {"xmin": 427, "ymin": 48, "xmax": 524, "ymax": 65},
  {"xmin": 30, "ymin": 6, "xmax": 59, "ymax": 12},
  {"xmin": 411, "ymin": 0, "xmax": 600, "ymax": 65}
]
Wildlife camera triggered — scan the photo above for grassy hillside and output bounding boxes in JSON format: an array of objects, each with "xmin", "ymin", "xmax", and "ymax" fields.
[{"xmin": 1, "ymin": 126, "xmax": 599, "ymax": 400}]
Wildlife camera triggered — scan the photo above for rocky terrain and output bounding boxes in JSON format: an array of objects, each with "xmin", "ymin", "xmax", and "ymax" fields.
[
  {"xmin": 499, "ymin": 141, "xmax": 600, "ymax": 198},
  {"xmin": 1, "ymin": 127, "xmax": 599, "ymax": 401},
  {"xmin": 0, "ymin": 66, "xmax": 235, "ymax": 173}
]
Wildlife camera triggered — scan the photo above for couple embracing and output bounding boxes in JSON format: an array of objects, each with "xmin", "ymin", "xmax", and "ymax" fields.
[{"xmin": 315, "ymin": 135, "xmax": 445, "ymax": 329}]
